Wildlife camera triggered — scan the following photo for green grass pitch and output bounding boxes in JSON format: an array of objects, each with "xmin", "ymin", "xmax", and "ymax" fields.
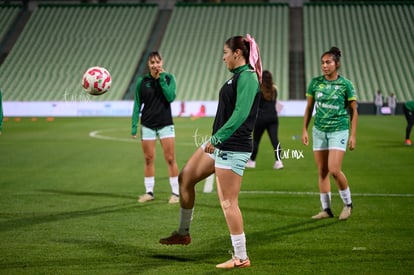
[{"xmin": 0, "ymin": 115, "xmax": 413, "ymax": 274}]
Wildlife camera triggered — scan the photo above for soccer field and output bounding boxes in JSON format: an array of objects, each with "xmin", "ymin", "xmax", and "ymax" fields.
[{"xmin": 0, "ymin": 116, "xmax": 413, "ymax": 274}]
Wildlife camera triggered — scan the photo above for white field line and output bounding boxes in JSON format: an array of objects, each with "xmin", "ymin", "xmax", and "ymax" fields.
[
  {"xmin": 239, "ymin": 190, "xmax": 414, "ymax": 197},
  {"xmin": 89, "ymin": 129, "xmax": 195, "ymax": 146},
  {"xmin": 89, "ymin": 129, "xmax": 135, "ymax": 142}
]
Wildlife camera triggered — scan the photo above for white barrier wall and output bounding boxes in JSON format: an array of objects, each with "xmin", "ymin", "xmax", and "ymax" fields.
[{"xmin": 3, "ymin": 100, "xmax": 307, "ymax": 117}]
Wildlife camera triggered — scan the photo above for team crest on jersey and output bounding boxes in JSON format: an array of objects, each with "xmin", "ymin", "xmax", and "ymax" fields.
[{"xmin": 227, "ymin": 79, "xmax": 233, "ymax": 85}]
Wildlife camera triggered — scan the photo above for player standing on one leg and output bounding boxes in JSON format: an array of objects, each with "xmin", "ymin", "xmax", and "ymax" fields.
[
  {"xmin": 131, "ymin": 52, "xmax": 180, "ymax": 204},
  {"xmin": 160, "ymin": 34, "xmax": 262, "ymax": 269},
  {"xmin": 302, "ymin": 47, "xmax": 358, "ymax": 220}
]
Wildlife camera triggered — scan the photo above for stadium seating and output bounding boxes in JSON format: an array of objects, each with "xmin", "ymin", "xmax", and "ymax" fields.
[
  {"xmin": 159, "ymin": 3, "xmax": 289, "ymax": 101},
  {"xmin": 303, "ymin": 3, "xmax": 414, "ymax": 102},
  {"xmin": 0, "ymin": 5, "xmax": 21, "ymax": 45},
  {"xmin": 0, "ymin": 2, "xmax": 412, "ymax": 103},
  {"xmin": 0, "ymin": 4, "xmax": 158, "ymax": 101}
]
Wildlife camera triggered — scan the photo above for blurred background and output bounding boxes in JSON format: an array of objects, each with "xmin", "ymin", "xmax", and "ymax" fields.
[{"xmin": 0, "ymin": 0, "xmax": 412, "ymax": 116}]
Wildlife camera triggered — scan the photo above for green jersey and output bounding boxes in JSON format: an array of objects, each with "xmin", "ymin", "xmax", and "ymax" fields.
[
  {"xmin": 306, "ymin": 75, "xmax": 357, "ymax": 132},
  {"xmin": 405, "ymin": 101, "xmax": 414, "ymax": 111},
  {"xmin": 211, "ymin": 64, "xmax": 260, "ymax": 151}
]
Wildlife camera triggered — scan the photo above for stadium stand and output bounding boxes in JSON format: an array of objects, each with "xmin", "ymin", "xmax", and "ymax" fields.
[
  {"xmin": 0, "ymin": 1, "xmax": 412, "ymax": 108},
  {"xmin": 0, "ymin": 3, "xmax": 158, "ymax": 101},
  {"xmin": 158, "ymin": 3, "xmax": 290, "ymax": 101},
  {"xmin": 0, "ymin": 4, "xmax": 21, "ymax": 59},
  {"xmin": 303, "ymin": 2, "xmax": 414, "ymax": 103},
  {"xmin": 0, "ymin": 5, "xmax": 21, "ymax": 41}
]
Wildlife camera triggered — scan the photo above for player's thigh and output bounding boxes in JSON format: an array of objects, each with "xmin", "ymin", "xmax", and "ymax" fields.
[
  {"xmin": 313, "ymin": 150, "xmax": 329, "ymax": 173},
  {"xmin": 253, "ymin": 120, "xmax": 266, "ymax": 141},
  {"xmin": 181, "ymin": 148, "xmax": 215, "ymax": 185},
  {"xmin": 215, "ymin": 167, "xmax": 242, "ymax": 202},
  {"xmin": 266, "ymin": 122, "xmax": 280, "ymax": 147},
  {"xmin": 409, "ymin": 113, "xmax": 414, "ymax": 125},
  {"xmin": 328, "ymin": 149, "xmax": 345, "ymax": 172},
  {"xmin": 141, "ymin": 140, "xmax": 156, "ymax": 159},
  {"xmin": 160, "ymin": 137, "xmax": 176, "ymax": 158}
]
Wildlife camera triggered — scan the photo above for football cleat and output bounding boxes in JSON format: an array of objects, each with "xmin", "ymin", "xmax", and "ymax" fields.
[
  {"xmin": 138, "ymin": 193, "xmax": 154, "ymax": 203},
  {"xmin": 273, "ymin": 160, "xmax": 284, "ymax": 170},
  {"xmin": 339, "ymin": 205, "xmax": 353, "ymax": 220},
  {"xmin": 159, "ymin": 231, "xmax": 191, "ymax": 245},
  {"xmin": 216, "ymin": 256, "xmax": 251, "ymax": 269},
  {"xmin": 312, "ymin": 208, "xmax": 334, "ymax": 219},
  {"xmin": 168, "ymin": 194, "xmax": 179, "ymax": 204}
]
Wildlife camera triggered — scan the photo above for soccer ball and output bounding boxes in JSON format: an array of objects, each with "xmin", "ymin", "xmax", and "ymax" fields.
[{"xmin": 82, "ymin": 66, "xmax": 112, "ymax": 95}]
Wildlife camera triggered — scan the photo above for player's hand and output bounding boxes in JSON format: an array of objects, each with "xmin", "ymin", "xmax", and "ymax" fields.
[
  {"xmin": 302, "ymin": 129, "xmax": 309, "ymax": 146},
  {"xmin": 204, "ymin": 141, "xmax": 215, "ymax": 154},
  {"xmin": 154, "ymin": 67, "xmax": 164, "ymax": 79},
  {"xmin": 348, "ymin": 136, "xmax": 356, "ymax": 150},
  {"xmin": 132, "ymin": 135, "xmax": 137, "ymax": 139}
]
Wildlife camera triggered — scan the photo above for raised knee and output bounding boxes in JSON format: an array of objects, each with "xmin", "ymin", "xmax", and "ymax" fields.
[
  {"xmin": 221, "ymin": 199, "xmax": 231, "ymax": 210},
  {"xmin": 178, "ymin": 170, "xmax": 185, "ymax": 183},
  {"xmin": 178, "ymin": 167, "xmax": 193, "ymax": 187}
]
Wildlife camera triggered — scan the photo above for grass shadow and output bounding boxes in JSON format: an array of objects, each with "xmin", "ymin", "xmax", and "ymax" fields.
[
  {"xmin": 0, "ymin": 202, "xmax": 139, "ymax": 233},
  {"xmin": 38, "ymin": 189, "xmax": 136, "ymax": 200}
]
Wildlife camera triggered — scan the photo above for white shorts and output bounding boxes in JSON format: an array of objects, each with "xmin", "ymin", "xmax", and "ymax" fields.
[{"xmin": 141, "ymin": 125, "xmax": 175, "ymax": 140}]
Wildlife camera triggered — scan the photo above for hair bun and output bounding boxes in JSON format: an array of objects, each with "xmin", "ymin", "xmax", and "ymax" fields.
[{"xmin": 329, "ymin": 46, "xmax": 341, "ymax": 57}]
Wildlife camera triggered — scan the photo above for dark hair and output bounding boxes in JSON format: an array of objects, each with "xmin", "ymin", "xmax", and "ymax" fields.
[
  {"xmin": 322, "ymin": 46, "xmax": 341, "ymax": 66},
  {"xmin": 148, "ymin": 51, "xmax": 162, "ymax": 61},
  {"xmin": 225, "ymin": 36, "xmax": 250, "ymax": 62},
  {"xmin": 261, "ymin": 70, "xmax": 277, "ymax": 101}
]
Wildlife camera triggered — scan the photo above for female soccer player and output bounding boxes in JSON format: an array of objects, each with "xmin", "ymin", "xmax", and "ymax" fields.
[
  {"xmin": 403, "ymin": 100, "xmax": 414, "ymax": 146},
  {"xmin": 131, "ymin": 51, "xmax": 179, "ymax": 204},
  {"xmin": 160, "ymin": 34, "xmax": 262, "ymax": 269},
  {"xmin": 246, "ymin": 70, "xmax": 284, "ymax": 170},
  {"xmin": 302, "ymin": 47, "xmax": 358, "ymax": 220}
]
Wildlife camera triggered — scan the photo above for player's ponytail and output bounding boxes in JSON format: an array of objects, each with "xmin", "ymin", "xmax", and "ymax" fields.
[{"xmin": 225, "ymin": 35, "xmax": 263, "ymax": 83}]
